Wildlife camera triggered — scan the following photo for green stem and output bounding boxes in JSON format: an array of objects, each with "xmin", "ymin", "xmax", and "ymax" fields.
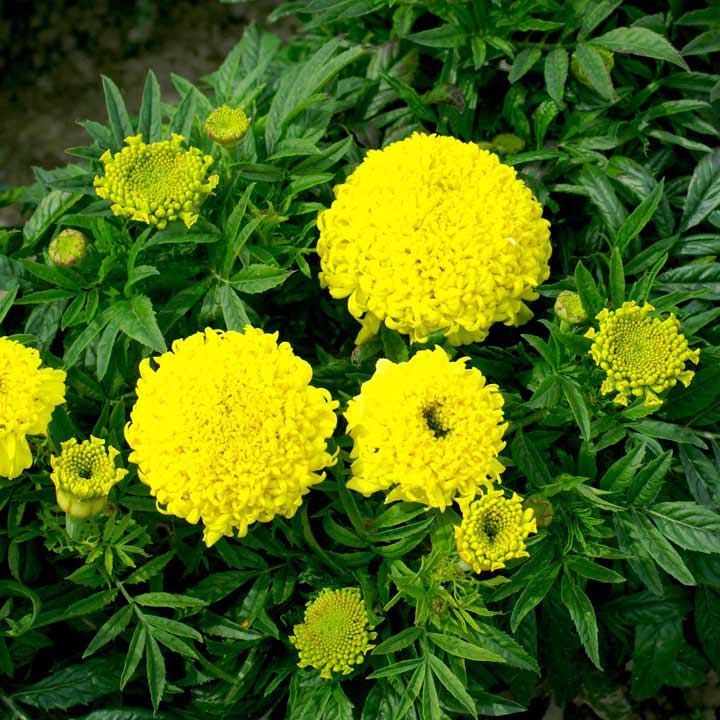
[{"xmin": 0, "ymin": 691, "xmax": 31, "ymax": 720}]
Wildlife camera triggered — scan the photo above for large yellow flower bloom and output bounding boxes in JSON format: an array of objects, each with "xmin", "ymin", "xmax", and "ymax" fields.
[
  {"xmin": 345, "ymin": 347, "xmax": 507, "ymax": 509},
  {"xmin": 50, "ymin": 436, "xmax": 127, "ymax": 518},
  {"xmin": 290, "ymin": 587, "xmax": 376, "ymax": 679},
  {"xmin": 317, "ymin": 132, "xmax": 551, "ymax": 346},
  {"xmin": 0, "ymin": 338, "xmax": 66, "ymax": 480},
  {"xmin": 125, "ymin": 327, "xmax": 338, "ymax": 546},
  {"xmin": 94, "ymin": 134, "xmax": 218, "ymax": 229},
  {"xmin": 455, "ymin": 489, "xmax": 537, "ymax": 573},
  {"xmin": 585, "ymin": 301, "xmax": 700, "ymax": 407}
]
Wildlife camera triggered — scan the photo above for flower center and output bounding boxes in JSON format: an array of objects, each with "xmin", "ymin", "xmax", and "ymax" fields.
[
  {"xmin": 482, "ymin": 512, "xmax": 501, "ymax": 542},
  {"xmin": 422, "ymin": 403, "xmax": 449, "ymax": 438}
]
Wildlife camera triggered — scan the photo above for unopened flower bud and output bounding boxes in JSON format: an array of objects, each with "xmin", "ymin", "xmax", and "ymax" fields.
[
  {"xmin": 49, "ymin": 229, "xmax": 87, "ymax": 267},
  {"xmin": 555, "ymin": 291, "xmax": 587, "ymax": 324},
  {"xmin": 204, "ymin": 105, "xmax": 250, "ymax": 147},
  {"xmin": 491, "ymin": 133, "xmax": 525, "ymax": 155},
  {"xmin": 523, "ymin": 495, "xmax": 554, "ymax": 528},
  {"xmin": 50, "ymin": 436, "xmax": 127, "ymax": 520}
]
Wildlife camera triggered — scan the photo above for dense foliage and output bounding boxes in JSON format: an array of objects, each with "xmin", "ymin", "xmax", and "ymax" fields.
[{"xmin": 1, "ymin": 1, "xmax": 719, "ymax": 718}]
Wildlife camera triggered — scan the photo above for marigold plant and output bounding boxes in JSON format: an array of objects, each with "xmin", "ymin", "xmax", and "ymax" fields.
[
  {"xmin": 125, "ymin": 327, "xmax": 338, "ymax": 546},
  {"xmin": 290, "ymin": 587, "xmax": 376, "ymax": 678},
  {"xmin": 93, "ymin": 133, "xmax": 218, "ymax": 228},
  {"xmin": 586, "ymin": 301, "xmax": 700, "ymax": 407},
  {"xmin": 317, "ymin": 132, "xmax": 551, "ymax": 345},
  {"xmin": 345, "ymin": 347, "xmax": 507, "ymax": 508},
  {"xmin": 0, "ymin": 337, "xmax": 66, "ymax": 480}
]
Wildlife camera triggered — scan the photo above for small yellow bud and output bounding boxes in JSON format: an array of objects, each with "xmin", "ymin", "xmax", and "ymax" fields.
[
  {"xmin": 555, "ymin": 291, "xmax": 587, "ymax": 324},
  {"xmin": 204, "ymin": 105, "xmax": 250, "ymax": 147},
  {"xmin": 49, "ymin": 229, "xmax": 87, "ymax": 267}
]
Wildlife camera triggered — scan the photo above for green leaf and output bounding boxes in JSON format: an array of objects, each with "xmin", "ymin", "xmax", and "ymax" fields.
[
  {"xmin": 560, "ymin": 572, "xmax": 602, "ymax": 669},
  {"xmin": 168, "ymin": 88, "xmax": 196, "ymax": 139},
  {"xmin": 229, "ymin": 265, "xmax": 293, "ymax": 294},
  {"xmin": 682, "ymin": 29, "xmax": 720, "ymax": 56},
  {"xmin": 631, "ymin": 621, "xmax": 683, "ymax": 700},
  {"xmin": 22, "ymin": 191, "xmax": 82, "ymax": 247},
  {"xmin": 510, "ymin": 562, "xmax": 561, "ymax": 632},
  {"xmin": 426, "ymin": 632, "xmax": 505, "ymax": 663},
  {"xmin": 11, "ymin": 659, "xmax": 120, "ymax": 710},
  {"xmin": 367, "ymin": 658, "xmax": 423, "ymax": 679},
  {"xmin": 574, "ymin": 44, "xmax": 616, "ymax": 100},
  {"xmin": 471, "ymin": 623, "xmax": 539, "ymax": 673},
  {"xmin": 608, "ymin": 246, "xmax": 625, "ymax": 308},
  {"xmin": 372, "ymin": 626, "xmax": 422, "ymax": 655},
  {"xmin": 405, "ymin": 24, "xmax": 467, "ymax": 48},
  {"xmin": 83, "ymin": 605, "xmax": 134, "ymax": 658},
  {"xmin": 380, "ymin": 325, "xmax": 408, "ymax": 363},
  {"xmin": 421, "ymin": 663, "xmax": 440, "ymax": 720},
  {"xmin": 593, "ymin": 27, "xmax": 689, "ymax": 69},
  {"xmin": 560, "ymin": 377, "xmax": 592, "ymax": 441},
  {"xmin": 145, "ymin": 634, "xmax": 166, "ymax": 712},
  {"xmin": 579, "ymin": 165, "xmax": 627, "ymax": 233},
  {"xmin": 600, "ymin": 440, "xmax": 647, "ymax": 491},
  {"xmin": 679, "ymin": 445, "xmax": 720, "ymax": 509},
  {"xmin": 137, "ymin": 70, "xmax": 161, "ymax": 143},
  {"xmin": 509, "ymin": 47, "xmax": 542, "ymax": 83},
  {"xmin": 116, "ymin": 630, "xmax": 145, "ymax": 696},
  {"xmin": 635, "ymin": 513, "xmax": 696, "ymax": 585},
  {"xmin": 134, "ymin": 592, "xmax": 206, "ymax": 609},
  {"xmin": 511, "ymin": 430, "xmax": 553, "ymax": 487},
  {"xmin": 392, "ymin": 662, "xmax": 425, "ymax": 720},
  {"xmin": 427, "ymin": 654, "xmax": 477, "ymax": 717},
  {"xmin": 123, "ymin": 551, "xmax": 175, "ymax": 585},
  {"xmin": 614, "ymin": 179, "xmax": 665, "ymax": 254},
  {"xmin": 218, "ymin": 285, "xmax": 251, "ymax": 331},
  {"xmin": 101, "ymin": 75, "xmax": 134, "ymax": 149},
  {"xmin": 565, "ymin": 556, "xmax": 625, "ymax": 584},
  {"xmin": 222, "ymin": 183, "xmax": 257, "ymax": 275},
  {"xmin": 144, "ymin": 615, "xmax": 202, "ymax": 642},
  {"xmin": 544, "ymin": 47, "xmax": 569, "ymax": 105},
  {"xmin": 0, "ymin": 285, "xmax": 19, "ymax": 327},
  {"xmin": 628, "ymin": 450, "xmax": 673, "ymax": 505},
  {"xmin": 648, "ymin": 502, "xmax": 720, "ymax": 553},
  {"xmin": 629, "ymin": 419, "xmax": 706, "ymax": 448},
  {"xmin": 695, "ymin": 588, "xmax": 720, "ymax": 668},
  {"xmin": 116, "ymin": 296, "xmax": 167, "ymax": 353},
  {"xmin": 574, "ymin": 260, "xmax": 605, "ymax": 319},
  {"xmin": 680, "ymin": 151, "xmax": 720, "ymax": 232}
]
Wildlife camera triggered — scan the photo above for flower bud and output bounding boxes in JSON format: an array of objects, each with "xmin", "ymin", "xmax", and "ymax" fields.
[
  {"xmin": 554, "ymin": 291, "xmax": 587, "ymax": 324},
  {"xmin": 523, "ymin": 495, "xmax": 554, "ymax": 528},
  {"xmin": 49, "ymin": 229, "xmax": 87, "ymax": 267},
  {"xmin": 204, "ymin": 105, "xmax": 250, "ymax": 147}
]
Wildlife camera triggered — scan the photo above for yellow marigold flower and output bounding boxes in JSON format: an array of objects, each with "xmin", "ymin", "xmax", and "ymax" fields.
[
  {"xmin": 50, "ymin": 436, "xmax": 127, "ymax": 519},
  {"xmin": 455, "ymin": 489, "xmax": 537, "ymax": 573},
  {"xmin": 317, "ymin": 132, "xmax": 551, "ymax": 346},
  {"xmin": 290, "ymin": 587, "xmax": 377, "ymax": 679},
  {"xmin": 0, "ymin": 338, "xmax": 66, "ymax": 480},
  {"xmin": 93, "ymin": 134, "xmax": 219, "ymax": 229},
  {"xmin": 345, "ymin": 347, "xmax": 507, "ymax": 509},
  {"xmin": 125, "ymin": 327, "xmax": 338, "ymax": 546},
  {"xmin": 585, "ymin": 301, "xmax": 700, "ymax": 408},
  {"xmin": 204, "ymin": 105, "xmax": 250, "ymax": 147}
]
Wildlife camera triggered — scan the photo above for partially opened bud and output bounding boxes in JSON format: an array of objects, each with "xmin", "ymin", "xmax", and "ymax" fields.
[
  {"xmin": 51, "ymin": 436, "xmax": 127, "ymax": 519},
  {"xmin": 523, "ymin": 495, "xmax": 554, "ymax": 528},
  {"xmin": 555, "ymin": 291, "xmax": 587, "ymax": 324},
  {"xmin": 204, "ymin": 105, "xmax": 250, "ymax": 147},
  {"xmin": 49, "ymin": 229, "xmax": 87, "ymax": 267}
]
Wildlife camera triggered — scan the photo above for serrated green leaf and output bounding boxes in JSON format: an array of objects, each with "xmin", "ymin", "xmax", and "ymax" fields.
[
  {"xmin": 565, "ymin": 556, "xmax": 625, "ymax": 584},
  {"xmin": 615, "ymin": 179, "xmax": 665, "ymax": 254},
  {"xmin": 575, "ymin": 260, "xmax": 605, "ymax": 319},
  {"xmin": 124, "ymin": 551, "xmax": 175, "ymax": 585},
  {"xmin": 120, "ymin": 625, "xmax": 146, "ymax": 689},
  {"xmin": 83, "ymin": 605, "xmax": 134, "ymax": 658},
  {"xmin": 680, "ymin": 151, "xmax": 720, "ymax": 232},
  {"xmin": 135, "ymin": 592, "xmax": 206, "ymax": 609},
  {"xmin": 510, "ymin": 562, "xmax": 561, "ymax": 632},
  {"xmin": 648, "ymin": 502, "xmax": 720, "ymax": 553},
  {"xmin": 593, "ymin": 27, "xmax": 688, "ymax": 69},
  {"xmin": 116, "ymin": 295, "xmax": 166, "ymax": 353},
  {"xmin": 509, "ymin": 47, "xmax": 542, "ymax": 83},
  {"xmin": 560, "ymin": 377, "xmax": 592, "ymax": 441},
  {"xmin": 544, "ymin": 47, "xmax": 569, "ymax": 105},
  {"xmin": 102, "ymin": 75, "xmax": 134, "ymax": 149},
  {"xmin": 628, "ymin": 450, "xmax": 673, "ymax": 505},
  {"xmin": 145, "ymin": 634, "xmax": 166, "ymax": 712},
  {"xmin": 372, "ymin": 626, "xmax": 422, "ymax": 655},
  {"xmin": 228, "ymin": 264, "xmax": 293, "ymax": 294},
  {"xmin": 635, "ymin": 513, "xmax": 696, "ymax": 585},
  {"xmin": 137, "ymin": 70, "xmax": 162, "ymax": 143},
  {"xmin": 574, "ymin": 44, "xmax": 616, "ymax": 100},
  {"xmin": 560, "ymin": 572, "xmax": 602, "ymax": 669},
  {"xmin": 427, "ymin": 632, "xmax": 505, "ymax": 663}
]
